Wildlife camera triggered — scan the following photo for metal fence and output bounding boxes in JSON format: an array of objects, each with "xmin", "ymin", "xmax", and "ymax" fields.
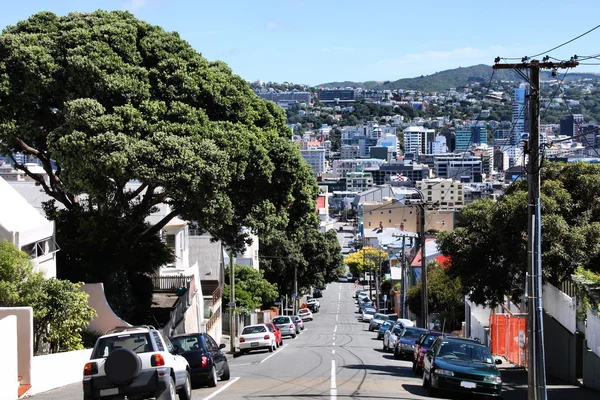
[{"xmin": 151, "ymin": 274, "xmax": 191, "ymax": 291}]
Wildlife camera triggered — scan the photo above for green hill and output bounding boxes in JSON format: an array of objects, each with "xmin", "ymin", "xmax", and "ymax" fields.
[{"xmin": 318, "ymin": 64, "xmax": 600, "ymax": 92}]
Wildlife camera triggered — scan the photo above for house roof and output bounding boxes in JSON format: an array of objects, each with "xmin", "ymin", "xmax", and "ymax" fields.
[
  {"xmin": 188, "ymin": 233, "xmax": 223, "ymax": 284},
  {"xmin": 0, "ymin": 177, "xmax": 54, "ymax": 246},
  {"xmin": 410, "ymin": 238, "xmax": 449, "ymax": 267},
  {"xmin": 7, "ymin": 180, "xmax": 60, "ymax": 216}
]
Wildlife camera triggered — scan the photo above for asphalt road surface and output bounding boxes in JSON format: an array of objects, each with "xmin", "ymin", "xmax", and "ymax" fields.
[
  {"xmin": 32, "ymin": 282, "xmax": 436, "ymax": 400},
  {"xmin": 30, "ymin": 280, "xmax": 600, "ymax": 400}
]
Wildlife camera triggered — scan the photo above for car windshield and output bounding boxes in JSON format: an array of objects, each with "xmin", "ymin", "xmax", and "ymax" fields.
[
  {"xmin": 382, "ymin": 320, "xmax": 394, "ymax": 328},
  {"xmin": 374, "ymin": 314, "xmax": 388, "ymax": 320},
  {"xmin": 403, "ymin": 328, "xmax": 425, "ymax": 338},
  {"xmin": 365, "ymin": 309, "xmax": 376, "ymax": 315},
  {"xmin": 423, "ymin": 334, "xmax": 440, "ymax": 346},
  {"xmin": 242, "ymin": 325, "xmax": 267, "ymax": 334},
  {"xmin": 272, "ymin": 317, "xmax": 291, "ymax": 324},
  {"xmin": 438, "ymin": 342, "xmax": 495, "ymax": 364},
  {"xmin": 92, "ymin": 333, "xmax": 152, "ymax": 359},
  {"xmin": 392, "ymin": 326, "xmax": 403, "ymax": 335},
  {"xmin": 171, "ymin": 335, "xmax": 202, "ymax": 352}
]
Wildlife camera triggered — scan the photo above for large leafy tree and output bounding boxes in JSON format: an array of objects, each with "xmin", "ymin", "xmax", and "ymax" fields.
[
  {"xmin": 437, "ymin": 162, "xmax": 600, "ymax": 307},
  {"xmin": 406, "ymin": 261, "xmax": 464, "ymax": 331},
  {"xmin": 223, "ymin": 265, "xmax": 278, "ymax": 315},
  {"xmin": 0, "ymin": 11, "xmax": 315, "ymax": 320},
  {"xmin": 343, "ymin": 246, "xmax": 388, "ymax": 277}
]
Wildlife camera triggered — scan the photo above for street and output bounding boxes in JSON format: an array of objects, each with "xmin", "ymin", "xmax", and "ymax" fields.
[{"xmin": 30, "ymin": 280, "xmax": 600, "ymax": 400}]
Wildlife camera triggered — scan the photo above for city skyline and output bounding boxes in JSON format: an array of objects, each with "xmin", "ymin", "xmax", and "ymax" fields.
[{"xmin": 2, "ymin": 0, "xmax": 600, "ymax": 86}]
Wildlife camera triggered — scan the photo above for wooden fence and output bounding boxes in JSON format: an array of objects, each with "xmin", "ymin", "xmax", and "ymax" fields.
[{"xmin": 151, "ymin": 274, "xmax": 190, "ymax": 291}]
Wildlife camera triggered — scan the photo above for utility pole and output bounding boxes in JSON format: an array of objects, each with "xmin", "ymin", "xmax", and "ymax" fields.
[
  {"xmin": 420, "ymin": 203, "xmax": 428, "ymax": 329},
  {"xmin": 493, "ymin": 57, "xmax": 577, "ymax": 400},
  {"xmin": 229, "ymin": 248, "xmax": 235, "ymax": 353},
  {"xmin": 294, "ymin": 266, "xmax": 298, "ymax": 315},
  {"xmin": 401, "ymin": 235, "xmax": 406, "ymax": 319}
]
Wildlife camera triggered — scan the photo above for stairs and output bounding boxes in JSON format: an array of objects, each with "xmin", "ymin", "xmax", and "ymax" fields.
[{"xmin": 18, "ymin": 376, "xmax": 31, "ymax": 399}]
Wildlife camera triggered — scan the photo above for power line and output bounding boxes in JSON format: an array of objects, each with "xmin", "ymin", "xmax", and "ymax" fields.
[{"xmin": 529, "ymin": 24, "xmax": 600, "ymax": 58}]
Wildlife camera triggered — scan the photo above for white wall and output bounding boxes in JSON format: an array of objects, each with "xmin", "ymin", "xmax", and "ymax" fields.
[
  {"xmin": 80, "ymin": 283, "xmax": 131, "ymax": 334},
  {"xmin": 0, "ymin": 315, "xmax": 18, "ymax": 400},
  {"xmin": 30, "ymin": 349, "xmax": 92, "ymax": 395},
  {"xmin": 542, "ymin": 283, "xmax": 576, "ymax": 334},
  {"xmin": 587, "ymin": 308, "xmax": 600, "ymax": 358},
  {"xmin": 0, "ymin": 308, "xmax": 33, "ymax": 386}
]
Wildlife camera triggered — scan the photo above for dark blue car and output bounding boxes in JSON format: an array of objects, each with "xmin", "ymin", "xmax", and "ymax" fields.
[
  {"xmin": 377, "ymin": 319, "xmax": 395, "ymax": 340},
  {"xmin": 394, "ymin": 326, "xmax": 427, "ymax": 360},
  {"xmin": 170, "ymin": 333, "xmax": 230, "ymax": 387}
]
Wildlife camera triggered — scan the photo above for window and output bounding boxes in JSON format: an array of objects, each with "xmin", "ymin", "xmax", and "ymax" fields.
[
  {"xmin": 380, "ymin": 211, "xmax": 384, "ymax": 214},
  {"xmin": 368, "ymin": 222, "xmax": 371, "ymax": 227},
  {"xmin": 389, "ymin": 219, "xmax": 392, "ymax": 223},
  {"xmin": 388, "ymin": 210, "xmax": 391, "ymax": 214},
  {"xmin": 166, "ymin": 234, "xmax": 176, "ymax": 251},
  {"xmin": 152, "ymin": 331, "xmax": 165, "ymax": 351}
]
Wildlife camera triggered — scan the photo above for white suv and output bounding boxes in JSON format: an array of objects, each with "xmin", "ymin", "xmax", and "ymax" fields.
[{"xmin": 82, "ymin": 325, "xmax": 191, "ymax": 400}]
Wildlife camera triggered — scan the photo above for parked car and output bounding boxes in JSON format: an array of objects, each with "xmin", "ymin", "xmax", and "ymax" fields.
[
  {"xmin": 292, "ymin": 316, "xmax": 305, "ymax": 332},
  {"xmin": 312, "ymin": 289, "xmax": 323, "ymax": 298},
  {"xmin": 298, "ymin": 308, "xmax": 313, "ymax": 321},
  {"xmin": 368, "ymin": 313, "xmax": 390, "ymax": 331},
  {"xmin": 238, "ymin": 324, "xmax": 277, "ymax": 354},
  {"xmin": 383, "ymin": 323, "xmax": 405, "ymax": 352},
  {"xmin": 360, "ymin": 308, "xmax": 377, "ymax": 322},
  {"xmin": 319, "ymin": 284, "xmax": 327, "ymax": 290},
  {"xmin": 395, "ymin": 318, "xmax": 415, "ymax": 328},
  {"xmin": 353, "ymin": 289, "xmax": 365, "ymax": 299},
  {"xmin": 376, "ymin": 320, "xmax": 395, "ymax": 340},
  {"xmin": 358, "ymin": 301, "xmax": 375, "ymax": 313},
  {"xmin": 272, "ymin": 315, "xmax": 297, "ymax": 338},
  {"xmin": 83, "ymin": 325, "xmax": 192, "ymax": 399},
  {"xmin": 422, "ymin": 337, "xmax": 503, "ymax": 398},
  {"xmin": 394, "ymin": 326, "xmax": 427, "ymax": 360},
  {"xmin": 170, "ymin": 332, "xmax": 230, "ymax": 387},
  {"xmin": 413, "ymin": 331, "xmax": 446, "ymax": 374},
  {"xmin": 338, "ymin": 276, "xmax": 348, "ymax": 282},
  {"xmin": 263, "ymin": 321, "xmax": 283, "ymax": 347},
  {"xmin": 306, "ymin": 298, "xmax": 320, "ymax": 313}
]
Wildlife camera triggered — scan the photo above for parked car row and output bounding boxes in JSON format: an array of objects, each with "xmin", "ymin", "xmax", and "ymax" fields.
[{"xmin": 365, "ymin": 315, "xmax": 505, "ymax": 398}]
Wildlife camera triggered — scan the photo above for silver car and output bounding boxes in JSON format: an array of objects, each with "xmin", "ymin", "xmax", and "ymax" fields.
[
  {"xmin": 368, "ymin": 313, "xmax": 390, "ymax": 331},
  {"xmin": 272, "ymin": 315, "xmax": 297, "ymax": 338},
  {"xmin": 383, "ymin": 323, "xmax": 404, "ymax": 352}
]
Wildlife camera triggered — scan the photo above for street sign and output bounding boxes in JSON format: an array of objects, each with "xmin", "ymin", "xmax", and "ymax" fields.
[
  {"xmin": 293, "ymin": 293, "xmax": 297, "ymax": 299},
  {"xmin": 227, "ymin": 302, "xmax": 236, "ymax": 307}
]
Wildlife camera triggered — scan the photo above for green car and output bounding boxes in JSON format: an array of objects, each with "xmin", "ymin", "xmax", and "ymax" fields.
[{"xmin": 422, "ymin": 337, "xmax": 502, "ymax": 398}]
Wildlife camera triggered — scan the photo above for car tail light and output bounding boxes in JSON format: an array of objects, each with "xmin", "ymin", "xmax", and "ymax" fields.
[
  {"xmin": 83, "ymin": 362, "xmax": 98, "ymax": 376},
  {"xmin": 151, "ymin": 354, "xmax": 165, "ymax": 367},
  {"xmin": 201, "ymin": 355, "xmax": 209, "ymax": 368},
  {"xmin": 264, "ymin": 335, "xmax": 270, "ymax": 340},
  {"xmin": 290, "ymin": 324, "xmax": 294, "ymax": 328},
  {"xmin": 239, "ymin": 337, "xmax": 245, "ymax": 343}
]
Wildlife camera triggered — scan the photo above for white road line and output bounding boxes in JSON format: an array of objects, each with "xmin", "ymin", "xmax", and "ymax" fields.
[
  {"xmin": 338, "ymin": 292, "xmax": 341, "ymax": 300},
  {"xmin": 330, "ymin": 360, "xmax": 337, "ymax": 399},
  {"xmin": 336, "ymin": 314, "xmax": 338, "ymax": 322},
  {"xmin": 332, "ymin": 350, "xmax": 335, "ymax": 354},
  {"xmin": 333, "ymin": 342, "xmax": 335, "ymax": 346},
  {"xmin": 260, "ymin": 343, "xmax": 288, "ymax": 363},
  {"xmin": 334, "ymin": 325, "xmax": 337, "ymax": 333},
  {"xmin": 203, "ymin": 376, "xmax": 240, "ymax": 400}
]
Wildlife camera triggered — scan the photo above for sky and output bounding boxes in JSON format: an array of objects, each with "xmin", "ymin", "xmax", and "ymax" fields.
[{"xmin": 2, "ymin": 0, "xmax": 600, "ymax": 86}]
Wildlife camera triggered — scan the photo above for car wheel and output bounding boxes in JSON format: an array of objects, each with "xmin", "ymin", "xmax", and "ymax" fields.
[
  {"xmin": 220, "ymin": 361, "xmax": 230, "ymax": 381},
  {"xmin": 104, "ymin": 348, "xmax": 142, "ymax": 385},
  {"xmin": 412, "ymin": 360, "xmax": 417, "ymax": 373},
  {"xmin": 422, "ymin": 370, "xmax": 429, "ymax": 388},
  {"xmin": 207, "ymin": 366, "xmax": 218, "ymax": 388},
  {"xmin": 269, "ymin": 342, "xmax": 274, "ymax": 353},
  {"xmin": 383, "ymin": 341, "xmax": 387, "ymax": 351},
  {"xmin": 177, "ymin": 372, "xmax": 191, "ymax": 400},
  {"xmin": 157, "ymin": 376, "xmax": 176, "ymax": 400},
  {"xmin": 292, "ymin": 334, "xmax": 297, "ymax": 339},
  {"xmin": 394, "ymin": 347, "xmax": 400, "ymax": 360}
]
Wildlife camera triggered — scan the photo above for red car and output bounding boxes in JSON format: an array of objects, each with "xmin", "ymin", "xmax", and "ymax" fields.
[
  {"xmin": 264, "ymin": 321, "xmax": 283, "ymax": 347},
  {"xmin": 412, "ymin": 331, "xmax": 445, "ymax": 374}
]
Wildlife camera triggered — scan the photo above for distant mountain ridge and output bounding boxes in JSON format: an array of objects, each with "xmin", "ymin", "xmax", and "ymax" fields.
[{"xmin": 318, "ymin": 64, "xmax": 600, "ymax": 92}]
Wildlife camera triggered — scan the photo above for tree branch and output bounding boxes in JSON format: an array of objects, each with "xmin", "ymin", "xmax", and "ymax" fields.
[
  {"xmin": 133, "ymin": 208, "xmax": 183, "ymax": 246},
  {"xmin": 126, "ymin": 183, "xmax": 148, "ymax": 202}
]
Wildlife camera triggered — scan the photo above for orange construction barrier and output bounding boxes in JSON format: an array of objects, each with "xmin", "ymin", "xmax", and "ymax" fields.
[{"xmin": 490, "ymin": 313, "xmax": 528, "ymax": 367}]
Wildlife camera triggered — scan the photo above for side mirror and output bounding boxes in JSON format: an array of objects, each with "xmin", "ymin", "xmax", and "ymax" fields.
[
  {"xmin": 219, "ymin": 343, "xmax": 226, "ymax": 350},
  {"xmin": 426, "ymin": 349, "xmax": 434, "ymax": 356},
  {"xmin": 495, "ymin": 358, "xmax": 502, "ymax": 365}
]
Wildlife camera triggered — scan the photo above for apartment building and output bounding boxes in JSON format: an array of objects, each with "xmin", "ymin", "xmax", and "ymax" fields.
[{"xmin": 416, "ymin": 178, "xmax": 464, "ymax": 209}]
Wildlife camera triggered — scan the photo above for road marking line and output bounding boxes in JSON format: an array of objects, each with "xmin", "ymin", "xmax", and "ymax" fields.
[
  {"xmin": 333, "ymin": 342, "xmax": 335, "ymax": 346},
  {"xmin": 330, "ymin": 360, "xmax": 337, "ymax": 399},
  {"xmin": 336, "ymin": 314, "xmax": 338, "ymax": 321},
  {"xmin": 203, "ymin": 376, "xmax": 240, "ymax": 400},
  {"xmin": 334, "ymin": 325, "xmax": 337, "ymax": 332},
  {"xmin": 338, "ymin": 292, "xmax": 341, "ymax": 300},
  {"xmin": 260, "ymin": 343, "xmax": 288, "ymax": 363},
  {"xmin": 332, "ymin": 350, "xmax": 335, "ymax": 354}
]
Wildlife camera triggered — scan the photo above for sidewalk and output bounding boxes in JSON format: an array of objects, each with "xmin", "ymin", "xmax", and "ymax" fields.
[{"xmin": 497, "ymin": 357, "xmax": 599, "ymax": 400}]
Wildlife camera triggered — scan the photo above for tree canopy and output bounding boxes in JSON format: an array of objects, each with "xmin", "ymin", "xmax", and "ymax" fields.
[
  {"xmin": 344, "ymin": 246, "xmax": 388, "ymax": 277},
  {"xmin": 223, "ymin": 265, "xmax": 278, "ymax": 314},
  {"xmin": 0, "ymin": 11, "xmax": 320, "ymax": 320},
  {"xmin": 437, "ymin": 162, "xmax": 600, "ymax": 307}
]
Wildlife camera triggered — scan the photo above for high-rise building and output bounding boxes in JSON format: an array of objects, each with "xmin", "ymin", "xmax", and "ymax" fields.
[{"xmin": 512, "ymin": 84, "xmax": 529, "ymax": 145}]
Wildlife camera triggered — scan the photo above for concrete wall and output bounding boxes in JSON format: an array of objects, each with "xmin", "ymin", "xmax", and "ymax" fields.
[
  {"xmin": 30, "ymin": 349, "xmax": 92, "ymax": 395},
  {"xmin": 0, "ymin": 315, "xmax": 18, "ymax": 400},
  {"xmin": 543, "ymin": 283, "xmax": 576, "ymax": 333},
  {"xmin": 543, "ymin": 311, "xmax": 579, "ymax": 385},
  {"xmin": 583, "ymin": 343, "xmax": 600, "ymax": 391},
  {"xmin": 0, "ymin": 308, "xmax": 33, "ymax": 386},
  {"xmin": 80, "ymin": 283, "xmax": 131, "ymax": 334}
]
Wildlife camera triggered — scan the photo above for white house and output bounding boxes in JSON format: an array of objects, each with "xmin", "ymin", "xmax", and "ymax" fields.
[{"xmin": 0, "ymin": 177, "xmax": 57, "ymax": 278}]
